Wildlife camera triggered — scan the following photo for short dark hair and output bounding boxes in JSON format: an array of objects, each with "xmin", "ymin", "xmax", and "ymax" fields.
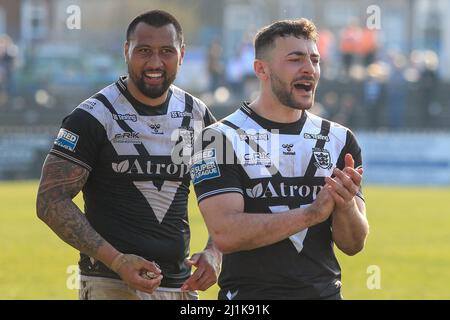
[
  {"xmin": 254, "ymin": 19, "xmax": 318, "ymax": 59},
  {"xmin": 126, "ymin": 10, "xmax": 184, "ymax": 46}
]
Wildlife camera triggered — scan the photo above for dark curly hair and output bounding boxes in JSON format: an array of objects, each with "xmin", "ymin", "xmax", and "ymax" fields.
[
  {"xmin": 254, "ymin": 19, "xmax": 318, "ymax": 59},
  {"xmin": 126, "ymin": 10, "xmax": 183, "ymax": 46}
]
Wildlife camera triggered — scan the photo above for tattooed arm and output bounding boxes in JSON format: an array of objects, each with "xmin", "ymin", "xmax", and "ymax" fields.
[
  {"xmin": 36, "ymin": 154, "xmax": 162, "ymax": 293},
  {"xmin": 36, "ymin": 154, "xmax": 115, "ymax": 262}
]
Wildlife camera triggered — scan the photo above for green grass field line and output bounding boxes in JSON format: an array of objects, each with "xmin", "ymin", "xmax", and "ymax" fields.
[{"xmin": 1, "ymin": 181, "xmax": 449, "ymax": 299}]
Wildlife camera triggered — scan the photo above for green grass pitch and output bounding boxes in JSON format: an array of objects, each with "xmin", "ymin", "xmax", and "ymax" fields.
[{"xmin": 1, "ymin": 181, "xmax": 449, "ymax": 299}]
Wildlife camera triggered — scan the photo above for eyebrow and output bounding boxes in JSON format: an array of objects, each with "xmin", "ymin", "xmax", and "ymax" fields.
[
  {"xmin": 133, "ymin": 44, "xmax": 177, "ymax": 50},
  {"xmin": 286, "ymin": 51, "xmax": 320, "ymax": 58}
]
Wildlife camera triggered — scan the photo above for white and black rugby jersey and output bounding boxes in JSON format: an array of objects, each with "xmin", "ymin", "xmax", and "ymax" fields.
[
  {"xmin": 50, "ymin": 76, "xmax": 215, "ymax": 288},
  {"xmin": 192, "ymin": 103, "xmax": 363, "ymax": 299}
]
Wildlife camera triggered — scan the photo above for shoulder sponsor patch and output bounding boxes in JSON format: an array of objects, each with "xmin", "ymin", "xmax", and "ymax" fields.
[
  {"xmin": 190, "ymin": 148, "xmax": 221, "ymax": 184},
  {"xmin": 54, "ymin": 129, "xmax": 79, "ymax": 152}
]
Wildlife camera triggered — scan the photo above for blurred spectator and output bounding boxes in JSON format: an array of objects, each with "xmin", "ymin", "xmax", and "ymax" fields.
[
  {"xmin": 226, "ymin": 48, "xmax": 244, "ymax": 98},
  {"xmin": 359, "ymin": 28, "xmax": 378, "ymax": 66},
  {"xmin": 387, "ymin": 51, "xmax": 408, "ymax": 130},
  {"xmin": 335, "ymin": 93, "xmax": 356, "ymax": 127},
  {"xmin": 317, "ymin": 29, "xmax": 335, "ymax": 76},
  {"xmin": 238, "ymin": 39, "xmax": 258, "ymax": 100},
  {"xmin": 417, "ymin": 50, "xmax": 439, "ymax": 127},
  {"xmin": 339, "ymin": 21, "xmax": 361, "ymax": 77},
  {"xmin": 239, "ymin": 38, "xmax": 255, "ymax": 79},
  {"xmin": 320, "ymin": 91, "xmax": 339, "ymax": 119},
  {"xmin": 363, "ymin": 63, "xmax": 387, "ymax": 129},
  {"xmin": 0, "ymin": 35, "xmax": 18, "ymax": 104},
  {"xmin": 207, "ymin": 39, "xmax": 224, "ymax": 92}
]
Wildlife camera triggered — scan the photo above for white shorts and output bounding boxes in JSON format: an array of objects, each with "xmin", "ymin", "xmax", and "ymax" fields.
[{"xmin": 79, "ymin": 275, "xmax": 199, "ymax": 300}]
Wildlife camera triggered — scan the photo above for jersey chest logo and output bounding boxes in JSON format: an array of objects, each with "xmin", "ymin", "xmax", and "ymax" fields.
[
  {"xmin": 282, "ymin": 143, "xmax": 295, "ymax": 155},
  {"xmin": 312, "ymin": 147, "xmax": 332, "ymax": 169},
  {"xmin": 148, "ymin": 123, "xmax": 163, "ymax": 135}
]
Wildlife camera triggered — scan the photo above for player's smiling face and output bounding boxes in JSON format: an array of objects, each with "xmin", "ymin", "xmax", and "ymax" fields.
[
  {"xmin": 125, "ymin": 22, "xmax": 184, "ymax": 99},
  {"xmin": 267, "ymin": 35, "xmax": 320, "ymax": 110}
]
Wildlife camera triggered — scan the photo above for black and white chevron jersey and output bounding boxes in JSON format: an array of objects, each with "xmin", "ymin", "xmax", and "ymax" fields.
[
  {"xmin": 192, "ymin": 103, "xmax": 363, "ymax": 299},
  {"xmin": 50, "ymin": 76, "xmax": 215, "ymax": 288}
]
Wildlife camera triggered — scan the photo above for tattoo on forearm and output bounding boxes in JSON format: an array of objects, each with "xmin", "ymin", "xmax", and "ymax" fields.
[{"xmin": 37, "ymin": 155, "xmax": 105, "ymax": 258}]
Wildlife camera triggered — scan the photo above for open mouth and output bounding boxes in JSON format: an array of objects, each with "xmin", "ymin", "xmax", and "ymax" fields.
[
  {"xmin": 143, "ymin": 71, "xmax": 164, "ymax": 82},
  {"xmin": 293, "ymin": 82, "xmax": 314, "ymax": 92}
]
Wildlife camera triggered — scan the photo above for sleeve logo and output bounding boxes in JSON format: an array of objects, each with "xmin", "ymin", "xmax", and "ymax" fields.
[
  {"xmin": 54, "ymin": 129, "xmax": 79, "ymax": 152},
  {"xmin": 190, "ymin": 148, "xmax": 221, "ymax": 185}
]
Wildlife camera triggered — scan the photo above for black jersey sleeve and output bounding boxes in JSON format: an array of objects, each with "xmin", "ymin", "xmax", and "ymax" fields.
[
  {"xmin": 191, "ymin": 127, "xmax": 243, "ymax": 203},
  {"xmin": 335, "ymin": 130, "xmax": 362, "ymax": 169},
  {"xmin": 50, "ymin": 108, "xmax": 106, "ymax": 171},
  {"xmin": 336, "ymin": 129, "xmax": 364, "ymax": 199}
]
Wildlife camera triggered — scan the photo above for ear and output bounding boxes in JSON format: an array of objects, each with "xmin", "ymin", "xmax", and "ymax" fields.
[
  {"xmin": 124, "ymin": 41, "xmax": 130, "ymax": 64},
  {"xmin": 254, "ymin": 59, "xmax": 269, "ymax": 81},
  {"xmin": 179, "ymin": 44, "xmax": 185, "ymax": 66}
]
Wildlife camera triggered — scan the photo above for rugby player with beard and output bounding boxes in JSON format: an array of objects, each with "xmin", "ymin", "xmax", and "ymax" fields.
[
  {"xmin": 191, "ymin": 19, "xmax": 369, "ymax": 300},
  {"xmin": 37, "ymin": 10, "xmax": 219, "ymax": 300}
]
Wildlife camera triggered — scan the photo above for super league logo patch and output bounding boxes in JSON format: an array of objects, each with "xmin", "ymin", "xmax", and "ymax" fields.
[
  {"xmin": 190, "ymin": 148, "xmax": 221, "ymax": 185},
  {"xmin": 312, "ymin": 147, "xmax": 332, "ymax": 169},
  {"xmin": 54, "ymin": 129, "xmax": 79, "ymax": 152}
]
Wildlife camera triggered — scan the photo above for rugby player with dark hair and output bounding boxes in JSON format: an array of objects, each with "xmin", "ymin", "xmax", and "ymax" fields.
[
  {"xmin": 37, "ymin": 10, "xmax": 219, "ymax": 300},
  {"xmin": 191, "ymin": 19, "xmax": 369, "ymax": 300}
]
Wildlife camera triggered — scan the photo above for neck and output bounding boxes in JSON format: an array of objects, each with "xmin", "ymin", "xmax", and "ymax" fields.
[
  {"xmin": 249, "ymin": 91, "xmax": 304, "ymax": 123},
  {"xmin": 126, "ymin": 77, "xmax": 168, "ymax": 106}
]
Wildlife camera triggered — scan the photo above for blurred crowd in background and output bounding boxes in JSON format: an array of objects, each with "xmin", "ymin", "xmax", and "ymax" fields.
[
  {"xmin": 204, "ymin": 25, "xmax": 444, "ymax": 131},
  {"xmin": 0, "ymin": 0, "xmax": 449, "ymax": 179},
  {"xmin": 1, "ymin": 0, "xmax": 449, "ymax": 129}
]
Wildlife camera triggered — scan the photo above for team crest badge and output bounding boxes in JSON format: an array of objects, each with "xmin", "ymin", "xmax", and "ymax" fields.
[{"xmin": 312, "ymin": 147, "xmax": 332, "ymax": 169}]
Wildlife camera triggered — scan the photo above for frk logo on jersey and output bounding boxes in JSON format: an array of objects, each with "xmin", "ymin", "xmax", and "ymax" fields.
[
  {"xmin": 190, "ymin": 148, "xmax": 221, "ymax": 184},
  {"xmin": 54, "ymin": 129, "xmax": 79, "ymax": 152},
  {"xmin": 112, "ymin": 132, "xmax": 141, "ymax": 144},
  {"xmin": 243, "ymin": 152, "xmax": 271, "ymax": 166},
  {"xmin": 312, "ymin": 147, "xmax": 332, "ymax": 169}
]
